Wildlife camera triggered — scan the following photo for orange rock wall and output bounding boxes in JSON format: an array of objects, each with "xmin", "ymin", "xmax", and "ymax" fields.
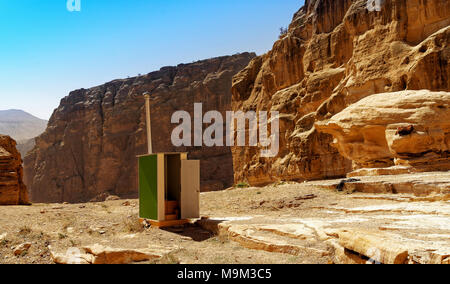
[{"xmin": 231, "ymin": 0, "xmax": 450, "ymax": 185}]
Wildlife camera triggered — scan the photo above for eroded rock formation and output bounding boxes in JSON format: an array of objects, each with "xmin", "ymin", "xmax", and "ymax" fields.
[
  {"xmin": 24, "ymin": 53, "xmax": 255, "ymax": 203},
  {"xmin": 316, "ymin": 90, "xmax": 450, "ymax": 174},
  {"xmin": 0, "ymin": 135, "xmax": 29, "ymax": 205},
  {"xmin": 50, "ymin": 244, "xmax": 174, "ymax": 264},
  {"xmin": 231, "ymin": 0, "xmax": 450, "ymax": 185}
]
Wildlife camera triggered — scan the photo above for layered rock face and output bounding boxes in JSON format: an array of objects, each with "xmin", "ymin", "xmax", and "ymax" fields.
[
  {"xmin": 0, "ymin": 135, "xmax": 29, "ymax": 205},
  {"xmin": 231, "ymin": 0, "xmax": 450, "ymax": 185},
  {"xmin": 24, "ymin": 53, "xmax": 255, "ymax": 203},
  {"xmin": 316, "ymin": 90, "xmax": 450, "ymax": 174}
]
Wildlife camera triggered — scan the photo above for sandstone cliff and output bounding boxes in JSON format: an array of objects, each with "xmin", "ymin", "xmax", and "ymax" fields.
[
  {"xmin": 231, "ymin": 0, "xmax": 450, "ymax": 185},
  {"xmin": 0, "ymin": 135, "xmax": 29, "ymax": 205},
  {"xmin": 24, "ymin": 53, "xmax": 255, "ymax": 203}
]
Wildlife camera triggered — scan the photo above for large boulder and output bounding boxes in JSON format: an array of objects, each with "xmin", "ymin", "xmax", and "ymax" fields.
[
  {"xmin": 316, "ymin": 90, "xmax": 450, "ymax": 173},
  {"xmin": 50, "ymin": 244, "xmax": 174, "ymax": 264},
  {"xmin": 0, "ymin": 135, "xmax": 30, "ymax": 205}
]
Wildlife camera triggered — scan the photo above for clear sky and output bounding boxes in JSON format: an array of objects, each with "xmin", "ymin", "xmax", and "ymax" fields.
[{"xmin": 0, "ymin": 0, "xmax": 303, "ymax": 120}]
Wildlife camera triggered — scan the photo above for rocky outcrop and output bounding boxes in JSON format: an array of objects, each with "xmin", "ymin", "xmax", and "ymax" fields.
[
  {"xmin": 231, "ymin": 0, "xmax": 450, "ymax": 185},
  {"xmin": 316, "ymin": 90, "xmax": 450, "ymax": 174},
  {"xmin": 198, "ymin": 177, "xmax": 450, "ymax": 264},
  {"xmin": 50, "ymin": 244, "xmax": 174, "ymax": 264},
  {"xmin": 0, "ymin": 135, "xmax": 29, "ymax": 205},
  {"xmin": 24, "ymin": 53, "xmax": 255, "ymax": 203},
  {"xmin": 310, "ymin": 171, "xmax": 450, "ymax": 198}
]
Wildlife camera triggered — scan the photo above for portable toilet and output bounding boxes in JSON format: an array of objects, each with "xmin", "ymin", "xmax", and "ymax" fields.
[
  {"xmin": 138, "ymin": 152, "xmax": 200, "ymax": 228},
  {"xmin": 138, "ymin": 93, "xmax": 200, "ymax": 228}
]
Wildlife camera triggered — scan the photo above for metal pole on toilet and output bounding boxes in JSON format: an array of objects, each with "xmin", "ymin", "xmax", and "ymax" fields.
[{"xmin": 143, "ymin": 92, "xmax": 153, "ymax": 155}]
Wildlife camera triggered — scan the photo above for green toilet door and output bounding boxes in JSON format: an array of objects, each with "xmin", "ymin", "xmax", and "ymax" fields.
[{"xmin": 139, "ymin": 155, "xmax": 158, "ymax": 220}]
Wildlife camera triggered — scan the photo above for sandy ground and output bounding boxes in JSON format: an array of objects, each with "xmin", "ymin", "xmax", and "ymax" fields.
[{"xmin": 0, "ymin": 178, "xmax": 449, "ymax": 264}]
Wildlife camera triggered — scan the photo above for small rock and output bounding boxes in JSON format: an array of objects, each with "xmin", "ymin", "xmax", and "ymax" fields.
[
  {"xmin": 13, "ymin": 242, "xmax": 32, "ymax": 256},
  {"xmin": 49, "ymin": 246, "xmax": 93, "ymax": 264},
  {"xmin": 89, "ymin": 226, "xmax": 106, "ymax": 233},
  {"xmin": 295, "ymin": 194, "xmax": 317, "ymax": 200},
  {"xmin": 142, "ymin": 220, "xmax": 151, "ymax": 229},
  {"xmin": 120, "ymin": 234, "xmax": 137, "ymax": 240},
  {"xmin": 0, "ymin": 233, "xmax": 7, "ymax": 241},
  {"xmin": 82, "ymin": 244, "xmax": 170, "ymax": 264},
  {"xmin": 106, "ymin": 195, "xmax": 120, "ymax": 201}
]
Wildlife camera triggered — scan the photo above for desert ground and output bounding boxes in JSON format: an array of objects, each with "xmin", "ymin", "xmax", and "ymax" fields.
[{"xmin": 1, "ymin": 172, "xmax": 449, "ymax": 264}]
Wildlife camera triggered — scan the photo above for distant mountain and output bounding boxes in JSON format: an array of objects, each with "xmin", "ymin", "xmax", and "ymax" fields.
[
  {"xmin": 0, "ymin": 110, "xmax": 48, "ymax": 156},
  {"xmin": 0, "ymin": 109, "xmax": 47, "ymax": 141}
]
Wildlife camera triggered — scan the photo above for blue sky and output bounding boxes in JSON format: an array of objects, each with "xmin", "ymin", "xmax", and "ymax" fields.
[{"xmin": 0, "ymin": 0, "xmax": 303, "ymax": 119}]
